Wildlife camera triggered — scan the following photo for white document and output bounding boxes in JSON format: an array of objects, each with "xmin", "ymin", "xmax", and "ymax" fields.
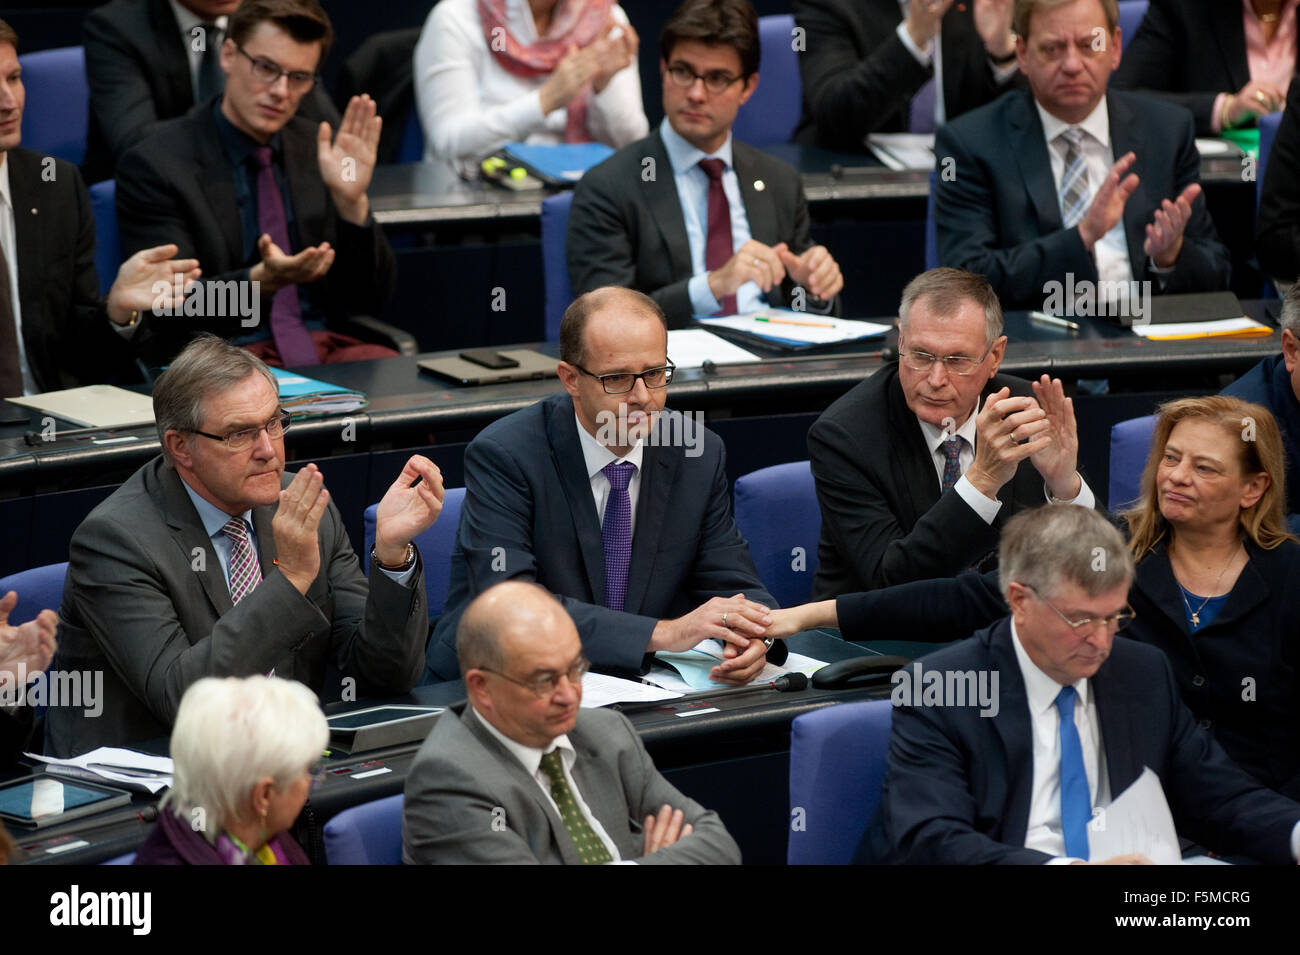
[
  {"xmin": 866, "ymin": 133, "xmax": 937, "ymax": 170},
  {"xmin": 1087, "ymin": 767, "xmax": 1182, "ymax": 865},
  {"xmin": 1194, "ymin": 138, "xmax": 1239, "ymax": 157},
  {"xmin": 28, "ymin": 746, "xmax": 175, "ymax": 795},
  {"xmin": 666, "ymin": 328, "xmax": 762, "ymax": 368},
  {"xmin": 579, "ymin": 671, "xmax": 683, "ymax": 709},
  {"xmin": 699, "ymin": 310, "xmax": 893, "ymax": 345},
  {"xmin": 782, "ymin": 652, "xmax": 831, "ymax": 677},
  {"xmin": 1129, "ymin": 316, "xmax": 1269, "ymax": 340},
  {"xmin": 8, "ymin": 385, "xmax": 155, "ymax": 429}
]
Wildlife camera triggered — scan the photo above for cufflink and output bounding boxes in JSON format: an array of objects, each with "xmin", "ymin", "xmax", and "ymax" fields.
[{"xmin": 754, "ymin": 180, "xmax": 766, "ymax": 192}]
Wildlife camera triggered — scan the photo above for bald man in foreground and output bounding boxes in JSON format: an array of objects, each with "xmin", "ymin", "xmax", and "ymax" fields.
[{"xmin": 402, "ymin": 581, "xmax": 741, "ymax": 864}]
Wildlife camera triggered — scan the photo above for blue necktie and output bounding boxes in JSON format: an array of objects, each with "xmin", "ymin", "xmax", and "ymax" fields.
[
  {"xmin": 601, "ymin": 461, "xmax": 635, "ymax": 611},
  {"xmin": 1055, "ymin": 685, "xmax": 1091, "ymax": 860},
  {"xmin": 940, "ymin": 437, "xmax": 964, "ymax": 492}
]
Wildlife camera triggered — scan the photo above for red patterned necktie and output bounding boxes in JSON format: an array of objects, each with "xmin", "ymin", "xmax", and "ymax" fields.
[
  {"xmin": 698, "ymin": 158, "xmax": 737, "ymax": 316},
  {"xmin": 222, "ymin": 517, "xmax": 263, "ymax": 604}
]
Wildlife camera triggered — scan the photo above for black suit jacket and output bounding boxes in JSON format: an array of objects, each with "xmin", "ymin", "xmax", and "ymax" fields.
[
  {"xmin": 81, "ymin": 0, "xmax": 338, "ymax": 184},
  {"xmin": 882, "ymin": 619, "xmax": 1300, "ymax": 864},
  {"xmin": 1111, "ymin": 0, "xmax": 1276, "ymax": 137},
  {"xmin": 1221, "ymin": 354, "xmax": 1300, "ymax": 514},
  {"xmin": 807, "ymin": 363, "xmax": 1049, "ymax": 597},
  {"xmin": 1257, "ymin": 75, "xmax": 1300, "ymax": 282},
  {"xmin": 792, "ymin": 0, "xmax": 1020, "ymax": 149},
  {"xmin": 426, "ymin": 393, "xmax": 778, "ymax": 681},
  {"xmin": 934, "ymin": 88, "xmax": 1231, "ymax": 309},
  {"xmin": 6, "ymin": 148, "xmax": 135, "ymax": 392},
  {"xmin": 0, "ymin": 707, "xmax": 32, "ymax": 769},
  {"xmin": 566, "ymin": 129, "xmax": 832, "ymax": 328},
  {"xmin": 114, "ymin": 104, "xmax": 396, "ymax": 367}
]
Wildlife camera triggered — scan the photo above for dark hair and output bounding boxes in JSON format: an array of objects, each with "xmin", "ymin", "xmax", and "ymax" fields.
[
  {"xmin": 227, "ymin": 0, "xmax": 333, "ymax": 63},
  {"xmin": 1013, "ymin": 0, "xmax": 1118, "ymax": 39},
  {"xmin": 0, "ymin": 18, "xmax": 19, "ymax": 51},
  {"xmin": 660, "ymin": 0, "xmax": 760, "ymax": 78},
  {"xmin": 559, "ymin": 287, "xmax": 667, "ymax": 367}
]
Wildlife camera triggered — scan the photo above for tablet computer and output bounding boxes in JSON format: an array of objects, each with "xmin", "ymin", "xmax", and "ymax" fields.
[{"xmin": 0, "ymin": 775, "xmax": 132, "ymax": 829}]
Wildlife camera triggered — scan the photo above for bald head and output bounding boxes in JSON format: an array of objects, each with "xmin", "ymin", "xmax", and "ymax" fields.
[
  {"xmin": 456, "ymin": 582, "xmax": 572, "ymax": 679},
  {"xmin": 559, "ymin": 286, "xmax": 667, "ymax": 367}
]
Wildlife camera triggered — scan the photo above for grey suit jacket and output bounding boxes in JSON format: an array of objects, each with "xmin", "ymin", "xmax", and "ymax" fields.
[
  {"xmin": 402, "ymin": 705, "xmax": 741, "ymax": 864},
  {"xmin": 45, "ymin": 456, "xmax": 427, "ymax": 756}
]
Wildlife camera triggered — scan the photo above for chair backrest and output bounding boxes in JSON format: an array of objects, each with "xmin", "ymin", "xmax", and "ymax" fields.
[
  {"xmin": 541, "ymin": 191, "xmax": 575, "ymax": 342},
  {"xmin": 788, "ymin": 699, "xmax": 892, "ymax": 864},
  {"xmin": 924, "ymin": 169, "xmax": 939, "ymax": 270},
  {"xmin": 1259, "ymin": 110, "xmax": 1283, "ymax": 210},
  {"xmin": 88, "ymin": 179, "xmax": 121, "ymax": 297},
  {"xmin": 322, "ymin": 793, "xmax": 404, "ymax": 865},
  {"xmin": 732, "ymin": 15, "xmax": 801, "ymax": 146},
  {"xmin": 0, "ymin": 561, "xmax": 69, "ymax": 625},
  {"xmin": 396, "ymin": 107, "xmax": 425, "ymax": 163},
  {"xmin": 102, "ymin": 852, "xmax": 136, "ymax": 865},
  {"xmin": 1108, "ymin": 414, "xmax": 1157, "ymax": 511},
  {"xmin": 364, "ymin": 486, "xmax": 466, "ymax": 617},
  {"xmin": 17, "ymin": 46, "xmax": 89, "ymax": 165},
  {"xmin": 733, "ymin": 461, "xmax": 821, "ymax": 607},
  {"xmin": 1117, "ymin": 0, "xmax": 1148, "ymax": 51}
]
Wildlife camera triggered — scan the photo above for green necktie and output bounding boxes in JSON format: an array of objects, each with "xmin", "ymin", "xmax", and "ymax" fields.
[{"xmin": 539, "ymin": 749, "xmax": 612, "ymax": 865}]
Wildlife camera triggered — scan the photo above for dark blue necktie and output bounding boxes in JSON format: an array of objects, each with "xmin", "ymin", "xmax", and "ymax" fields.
[
  {"xmin": 1055, "ymin": 685, "xmax": 1091, "ymax": 860},
  {"xmin": 940, "ymin": 437, "xmax": 964, "ymax": 492},
  {"xmin": 601, "ymin": 461, "xmax": 635, "ymax": 611}
]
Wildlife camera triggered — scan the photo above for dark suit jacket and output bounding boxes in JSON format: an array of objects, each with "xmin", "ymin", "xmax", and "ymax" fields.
[
  {"xmin": 882, "ymin": 618, "xmax": 1300, "ymax": 864},
  {"xmin": 0, "ymin": 707, "xmax": 32, "ymax": 769},
  {"xmin": 5, "ymin": 148, "xmax": 135, "ymax": 392},
  {"xmin": 1111, "ymin": 0, "xmax": 1277, "ymax": 137},
  {"xmin": 45, "ymin": 457, "xmax": 427, "ymax": 757},
  {"xmin": 403, "ymin": 705, "xmax": 741, "ymax": 864},
  {"xmin": 1222, "ymin": 354, "xmax": 1300, "ymax": 514},
  {"xmin": 792, "ymin": 0, "xmax": 1020, "ymax": 149},
  {"xmin": 81, "ymin": 0, "xmax": 338, "ymax": 184},
  {"xmin": 1257, "ymin": 75, "xmax": 1300, "ymax": 282},
  {"xmin": 566, "ymin": 129, "xmax": 833, "ymax": 328},
  {"xmin": 426, "ymin": 393, "xmax": 779, "ymax": 681},
  {"xmin": 807, "ymin": 364, "xmax": 1049, "ymax": 597},
  {"xmin": 934, "ymin": 88, "xmax": 1231, "ymax": 309},
  {"xmin": 114, "ymin": 104, "xmax": 396, "ymax": 367}
]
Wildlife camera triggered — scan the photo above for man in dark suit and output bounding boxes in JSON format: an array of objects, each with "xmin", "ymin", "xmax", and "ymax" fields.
[
  {"xmin": 81, "ymin": 0, "xmax": 338, "ymax": 185},
  {"xmin": 793, "ymin": 0, "xmax": 1022, "ymax": 149},
  {"xmin": 567, "ymin": 0, "xmax": 842, "ymax": 328},
  {"xmin": 1112, "ymin": 0, "xmax": 1290, "ymax": 137},
  {"xmin": 1257, "ymin": 74, "xmax": 1300, "ymax": 286},
  {"xmin": 114, "ymin": 0, "xmax": 396, "ymax": 369},
  {"xmin": 45, "ymin": 335, "xmax": 443, "ymax": 756},
  {"xmin": 426, "ymin": 286, "xmax": 780, "ymax": 683},
  {"xmin": 934, "ymin": 0, "xmax": 1230, "ymax": 311},
  {"xmin": 406, "ymin": 581, "xmax": 741, "ymax": 864},
  {"xmin": 881, "ymin": 505, "xmax": 1300, "ymax": 865},
  {"xmin": 808, "ymin": 267, "xmax": 1094, "ymax": 596}
]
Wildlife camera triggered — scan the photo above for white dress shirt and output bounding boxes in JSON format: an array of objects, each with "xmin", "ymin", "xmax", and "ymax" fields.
[
  {"xmin": 413, "ymin": 0, "xmax": 648, "ymax": 176},
  {"xmin": 574, "ymin": 411, "xmax": 645, "ymax": 538},
  {"xmin": 167, "ymin": 0, "xmax": 227, "ymax": 98},
  {"xmin": 0, "ymin": 155, "xmax": 34, "ymax": 394},
  {"xmin": 468, "ymin": 705, "xmax": 623, "ymax": 861}
]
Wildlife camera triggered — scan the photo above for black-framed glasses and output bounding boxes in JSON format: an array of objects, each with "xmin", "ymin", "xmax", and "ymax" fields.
[
  {"xmin": 480, "ymin": 655, "xmax": 591, "ymax": 698},
  {"xmin": 899, "ymin": 343, "xmax": 995, "ymax": 377},
  {"xmin": 235, "ymin": 44, "xmax": 317, "ymax": 92},
  {"xmin": 1025, "ymin": 585, "xmax": 1135, "ymax": 634},
  {"xmin": 572, "ymin": 361, "xmax": 676, "ymax": 395},
  {"xmin": 665, "ymin": 62, "xmax": 744, "ymax": 94},
  {"xmin": 191, "ymin": 411, "xmax": 291, "ymax": 451}
]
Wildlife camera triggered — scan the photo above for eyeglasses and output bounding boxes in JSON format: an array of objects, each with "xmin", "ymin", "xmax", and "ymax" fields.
[
  {"xmin": 899, "ymin": 345, "xmax": 994, "ymax": 377},
  {"xmin": 191, "ymin": 412, "xmax": 292, "ymax": 451},
  {"xmin": 235, "ymin": 44, "xmax": 317, "ymax": 92},
  {"xmin": 1025, "ymin": 585, "xmax": 1135, "ymax": 634},
  {"xmin": 571, "ymin": 362, "xmax": 676, "ymax": 395},
  {"xmin": 480, "ymin": 655, "xmax": 591, "ymax": 698},
  {"xmin": 665, "ymin": 62, "xmax": 745, "ymax": 94},
  {"xmin": 307, "ymin": 761, "xmax": 326, "ymax": 791}
]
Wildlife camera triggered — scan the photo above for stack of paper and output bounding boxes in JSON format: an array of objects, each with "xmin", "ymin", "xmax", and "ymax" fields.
[
  {"xmin": 699, "ymin": 310, "xmax": 892, "ymax": 346},
  {"xmin": 1130, "ymin": 317, "xmax": 1272, "ymax": 341},
  {"xmin": 272, "ymin": 367, "xmax": 367, "ymax": 415},
  {"xmin": 666, "ymin": 328, "xmax": 762, "ymax": 368},
  {"xmin": 866, "ymin": 133, "xmax": 936, "ymax": 170}
]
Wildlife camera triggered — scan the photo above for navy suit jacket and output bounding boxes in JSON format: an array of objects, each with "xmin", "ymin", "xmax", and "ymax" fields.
[
  {"xmin": 934, "ymin": 88, "xmax": 1231, "ymax": 309},
  {"xmin": 882, "ymin": 618, "xmax": 1300, "ymax": 864},
  {"xmin": 426, "ymin": 393, "xmax": 778, "ymax": 681},
  {"xmin": 1222, "ymin": 354, "xmax": 1300, "ymax": 515}
]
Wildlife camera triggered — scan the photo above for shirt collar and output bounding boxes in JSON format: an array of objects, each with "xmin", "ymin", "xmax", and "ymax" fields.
[
  {"xmin": 212, "ymin": 97, "xmax": 283, "ymax": 167},
  {"xmin": 1010, "ymin": 618, "xmax": 1092, "ymax": 717},
  {"xmin": 0, "ymin": 153, "xmax": 10, "ymax": 211},
  {"xmin": 179, "ymin": 478, "xmax": 254, "ymax": 540},
  {"xmin": 1036, "ymin": 95, "xmax": 1111, "ymax": 152},
  {"xmin": 574, "ymin": 411, "xmax": 645, "ymax": 482},
  {"xmin": 169, "ymin": 0, "xmax": 227, "ymax": 36},
  {"xmin": 659, "ymin": 115, "xmax": 734, "ymax": 177},
  {"xmin": 916, "ymin": 407, "xmax": 979, "ymax": 456},
  {"xmin": 469, "ymin": 704, "xmax": 575, "ymax": 778}
]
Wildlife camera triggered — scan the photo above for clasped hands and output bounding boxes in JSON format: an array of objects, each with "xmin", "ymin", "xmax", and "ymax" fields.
[
  {"xmin": 963, "ymin": 375, "xmax": 1082, "ymax": 502},
  {"xmin": 649, "ymin": 592, "xmax": 773, "ymax": 686},
  {"xmin": 707, "ymin": 239, "xmax": 843, "ymax": 306}
]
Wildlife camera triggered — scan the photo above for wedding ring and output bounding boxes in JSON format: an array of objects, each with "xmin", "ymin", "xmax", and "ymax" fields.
[
  {"xmin": 752, "ymin": 257, "xmax": 761, "ymax": 266},
  {"xmin": 722, "ymin": 612, "xmax": 730, "ymax": 627},
  {"xmin": 1255, "ymin": 90, "xmax": 1268, "ymax": 105}
]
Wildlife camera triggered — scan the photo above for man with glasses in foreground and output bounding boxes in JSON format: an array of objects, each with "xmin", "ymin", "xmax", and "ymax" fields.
[
  {"xmin": 406, "ymin": 581, "xmax": 741, "ymax": 864},
  {"xmin": 47, "ymin": 334, "xmax": 443, "ymax": 756},
  {"xmin": 114, "ymin": 0, "xmax": 397, "ymax": 369},
  {"xmin": 878, "ymin": 505, "xmax": 1300, "ymax": 865},
  {"xmin": 808, "ymin": 267, "xmax": 1095, "ymax": 595},
  {"xmin": 567, "ymin": 0, "xmax": 843, "ymax": 327},
  {"xmin": 426, "ymin": 286, "xmax": 781, "ymax": 684}
]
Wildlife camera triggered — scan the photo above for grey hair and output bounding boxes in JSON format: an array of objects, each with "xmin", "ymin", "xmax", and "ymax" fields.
[
  {"xmin": 153, "ymin": 334, "xmax": 278, "ymax": 458},
  {"xmin": 456, "ymin": 580, "xmax": 566, "ymax": 680},
  {"xmin": 998, "ymin": 504, "xmax": 1134, "ymax": 602},
  {"xmin": 162, "ymin": 676, "xmax": 327, "ymax": 842},
  {"xmin": 1280, "ymin": 283, "xmax": 1300, "ymax": 339},
  {"xmin": 898, "ymin": 267, "xmax": 1003, "ymax": 348}
]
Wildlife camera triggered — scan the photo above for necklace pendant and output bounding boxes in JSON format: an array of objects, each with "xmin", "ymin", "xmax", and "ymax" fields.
[{"xmin": 1191, "ymin": 612, "xmax": 1200, "ymax": 627}]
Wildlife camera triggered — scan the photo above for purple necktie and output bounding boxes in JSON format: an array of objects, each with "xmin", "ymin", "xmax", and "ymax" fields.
[
  {"xmin": 251, "ymin": 145, "xmax": 318, "ymax": 367},
  {"xmin": 910, "ymin": 76, "xmax": 937, "ymax": 134},
  {"xmin": 601, "ymin": 461, "xmax": 635, "ymax": 611},
  {"xmin": 698, "ymin": 158, "xmax": 737, "ymax": 316},
  {"xmin": 940, "ymin": 437, "xmax": 964, "ymax": 492}
]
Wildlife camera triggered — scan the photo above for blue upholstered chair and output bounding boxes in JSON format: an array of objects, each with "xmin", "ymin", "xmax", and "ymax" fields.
[
  {"xmin": 88, "ymin": 180, "xmax": 121, "ymax": 297},
  {"xmin": 1259, "ymin": 110, "xmax": 1282, "ymax": 211},
  {"xmin": 788, "ymin": 700, "xmax": 892, "ymax": 864},
  {"xmin": 0, "ymin": 562, "xmax": 69, "ymax": 625},
  {"xmin": 322, "ymin": 794, "xmax": 404, "ymax": 865},
  {"xmin": 363, "ymin": 486, "xmax": 466, "ymax": 617},
  {"xmin": 17, "ymin": 46, "xmax": 89, "ymax": 165},
  {"xmin": 1117, "ymin": 0, "xmax": 1148, "ymax": 51},
  {"xmin": 541, "ymin": 191, "xmax": 575, "ymax": 342},
  {"xmin": 732, "ymin": 461, "xmax": 821, "ymax": 608},
  {"xmin": 732, "ymin": 15, "xmax": 802, "ymax": 147},
  {"xmin": 101, "ymin": 853, "xmax": 137, "ymax": 865},
  {"xmin": 1108, "ymin": 414, "xmax": 1157, "ymax": 511},
  {"xmin": 396, "ymin": 108, "xmax": 424, "ymax": 163}
]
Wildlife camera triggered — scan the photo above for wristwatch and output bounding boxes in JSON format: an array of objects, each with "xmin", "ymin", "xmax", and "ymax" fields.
[{"xmin": 372, "ymin": 542, "xmax": 415, "ymax": 572}]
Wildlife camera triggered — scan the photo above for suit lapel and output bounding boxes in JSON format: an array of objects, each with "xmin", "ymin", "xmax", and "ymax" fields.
[
  {"xmin": 282, "ymin": 124, "xmax": 327, "ymax": 253},
  {"xmin": 1108, "ymin": 93, "xmax": 1150, "ymax": 277},
  {"xmin": 733, "ymin": 144, "xmax": 777, "ymax": 246},
  {"xmin": 8, "ymin": 151, "xmax": 47, "ymax": 321},
  {"xmin": 987, "ymin": 622, "xmax": 1037, "ymax": 845},
  {"xmin": 569, "ymin": 721, "xmax": 639, "ymax": 859},
  {"xmin": 1091, "ymin": 657, "xmax": 1142, "ymax": 797},
  {"xmin": 157, "ymin": 464, "xmax": 233, "ymax": 617},
  {"xmin": 625, "ymin": 421, "xmax": 680, "ymax": 614},
  {"xmin": 546, "ymin": 399, "xmax": 607, "ymax": 605},
  {"xmin": 639, "ymin": 131, "xmax": 693, "ymax": 282},
  {"xmin": 1007, "ymin": 91, "xmax": 1064, "ymax": 235},
  {"xmin": 151, "ymin": 0, "xmax": 197, "ymax": 114},
  {"xmin": 885, "ymin": 367, "xmax": 942, "ymax": 523},
  {"xmin": 193, "ymin": 111, "xmax": 244, "ymax": 266},
  {"xmin": 251, "ymin": 503, "xmax": 278, "ymax": 578}
]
